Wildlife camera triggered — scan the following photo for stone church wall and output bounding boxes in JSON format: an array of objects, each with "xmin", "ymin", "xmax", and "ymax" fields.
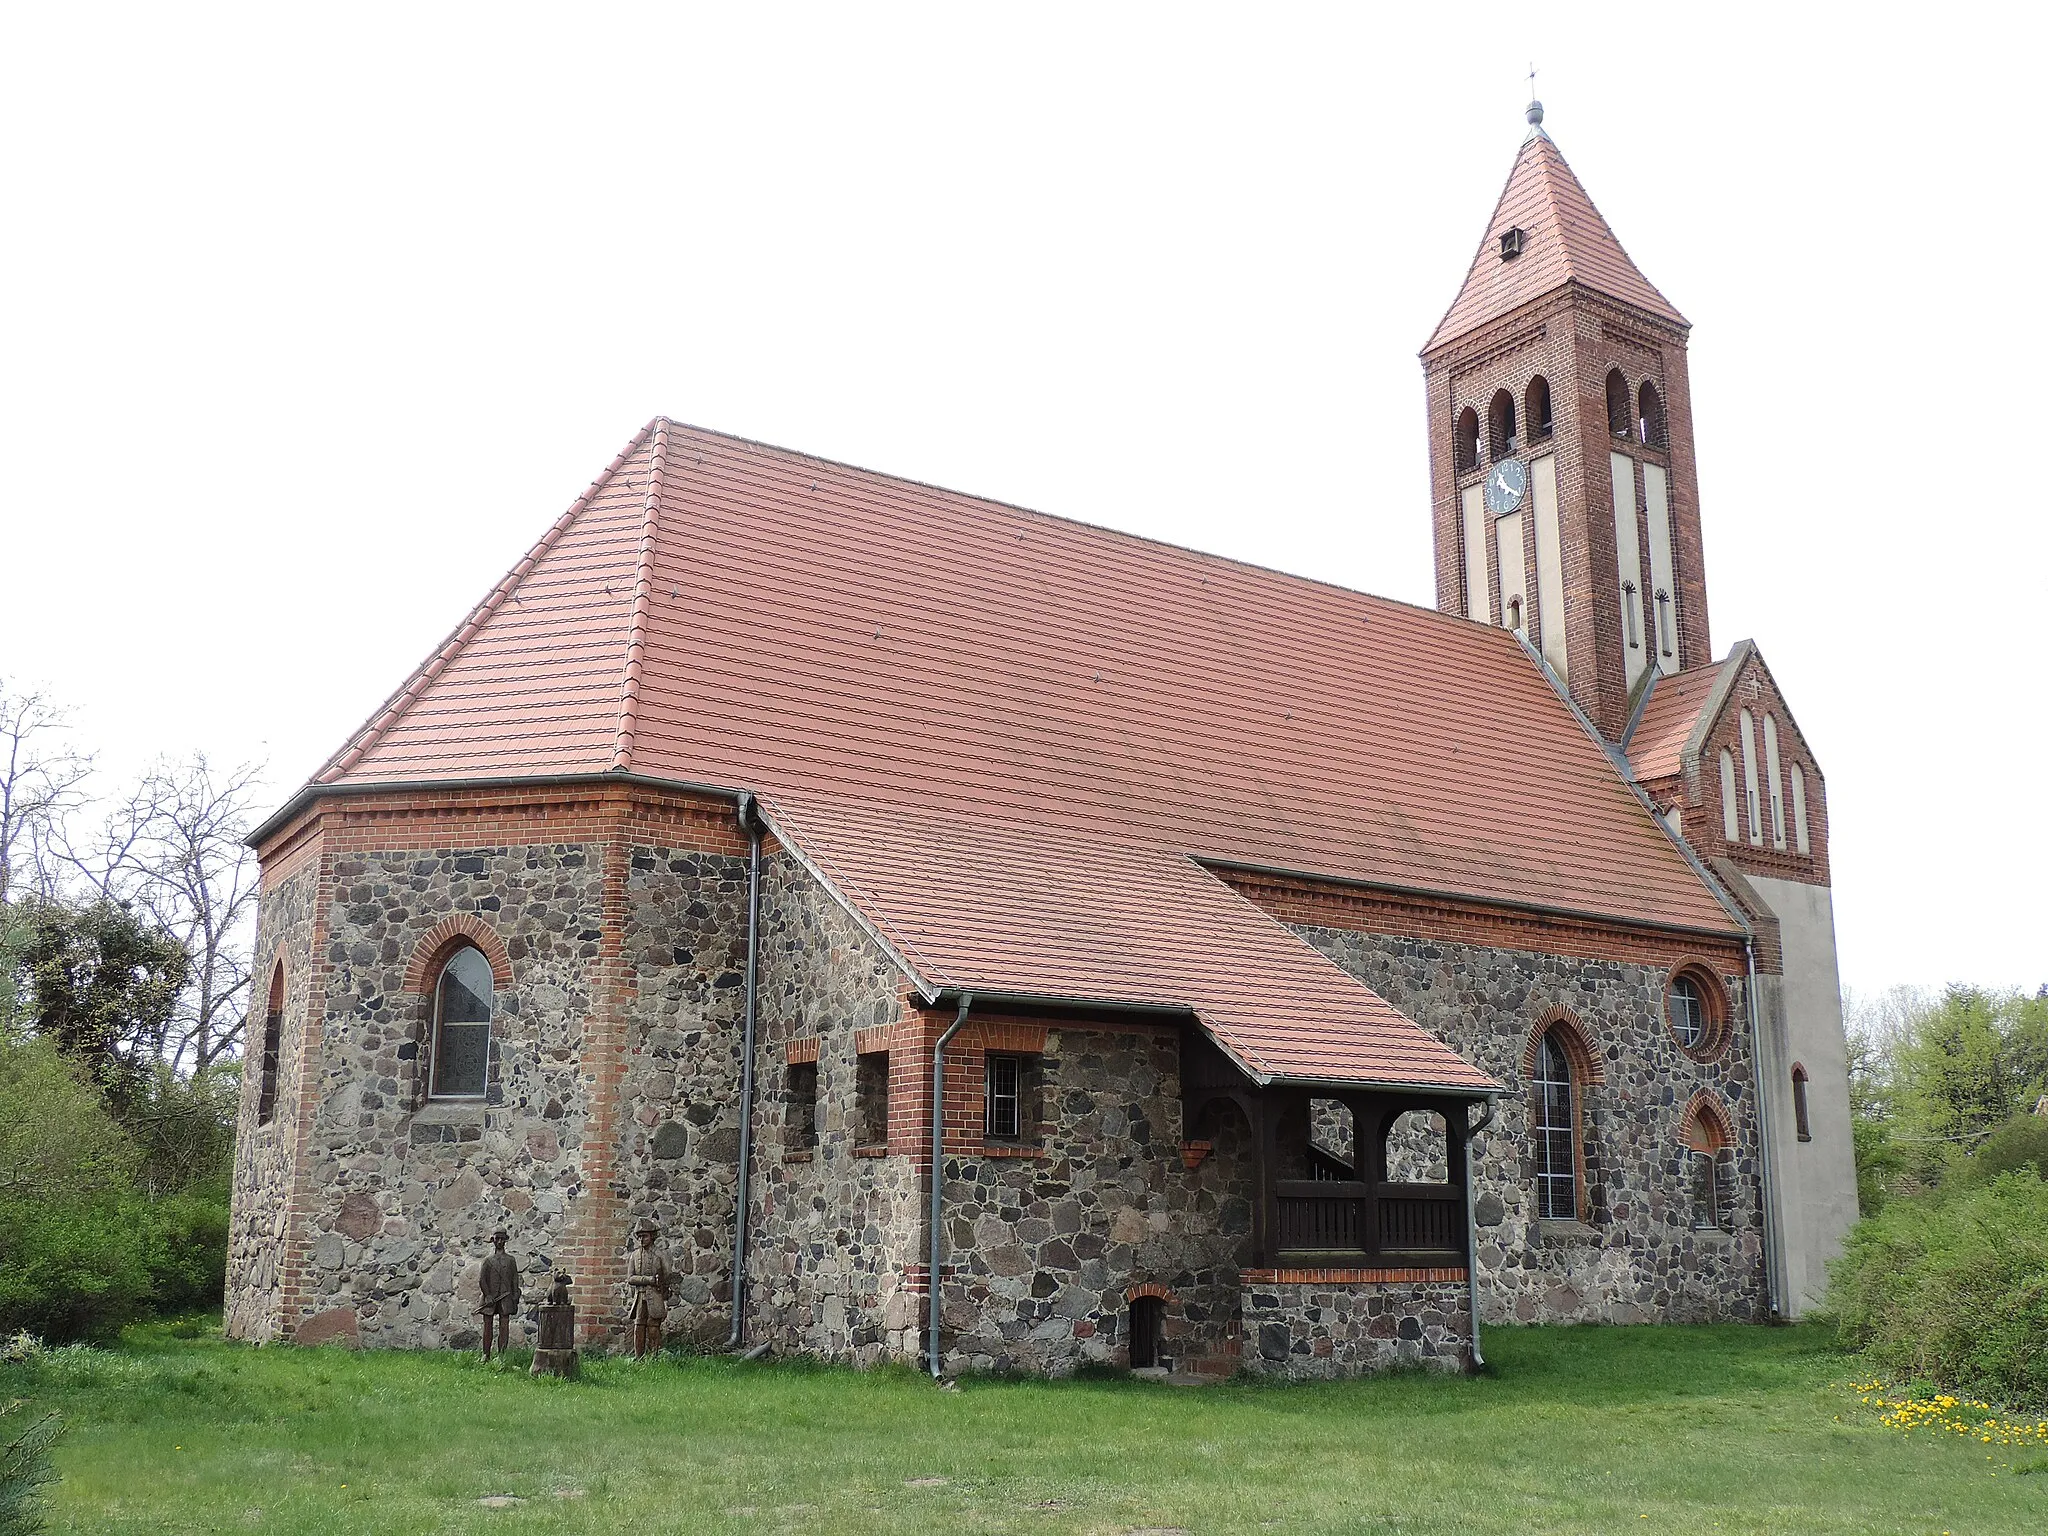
[
  {"xmin": 262, "ymin": 840, "xmax": 609, "ymax": 1349},
  {"xmin": 1296, "ymin": 926, "xmax": 1767, "ymax": 1324},
  {"xmin": 613, "ymin": 840, "xmax": 758, "ymax": 1345},
  {"xmin": 224, "ymin": 850, "xmax": 320, "ymax": 1343},
  {"xmin": 1241, "ymin": 1275, "xmax": 1470, "ymax": 1379},
  {"xmin": 931, "ymin": 1027, "xmax": 1256, "ymax": 1377},
  {"xmin": 746, "ymin": 855, "xmax": 926, "ymax": 1366}
]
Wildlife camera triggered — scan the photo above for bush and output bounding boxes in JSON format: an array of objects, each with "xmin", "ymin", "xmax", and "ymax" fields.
[
  {"xmin": 0, "ymin": 1400, "xmax": 64, "ymax": 1536},
  {"xmin": 0, "ymin": 1198, "xmax": 155, "ymax": 1346},
  {"xmin": 138, "ymin": 1181, "xmax": 230, "ymax": 1315},
  {"xmin": 1829, "ymin": 1172, "xmax": 2048, "ymax": 1409},
  {"xmin": 1968, "ymin": 1114, "xmax": 2048, "ymax": 1182}
]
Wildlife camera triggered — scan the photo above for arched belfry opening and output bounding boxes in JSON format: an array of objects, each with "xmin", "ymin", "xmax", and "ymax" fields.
[
  {"xmin": 1488, "ymin": 389, "xmax": 1518, "ymax": 459},
  {"xmin": 1525, "ymin": 376, "xmax": 1553, "ymax": 442},
  {"xmin": 1606, "ymin": 369, "xmax": 1631, "ymax": 438},
  {"xmin": 1454, "ymin": 407, "xmax": 1480, "ymax": 473},
  {"xmin": 1638, "ymin": 382, "xmax": 1666, "ymax": 448}
]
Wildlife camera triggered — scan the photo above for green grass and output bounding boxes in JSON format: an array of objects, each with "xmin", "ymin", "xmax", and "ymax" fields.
[{"xmin": 5, "ymin": 1320, "xmax": 2042, "ymax": 1534}]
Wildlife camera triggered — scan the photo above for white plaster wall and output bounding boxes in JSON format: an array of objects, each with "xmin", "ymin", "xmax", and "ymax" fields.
[
  {"xmin": 1532, "ymin": 455, "xmax": 1568, "ymax": 681},
  {"xmin": 1748, "ymin": 874, "xmax": 1860, "ymax": 1315},
  {"xmin": 1610, "ymin": 451, "xmax": 1646, "ymax": 692},
  {"xmin": 1495, "ymin": 510, "xmax": 1527, "ymax": 635},
  {"xmin": 1461, "ymin": 484, "xmax": 1490, "ymax": 622},
  {"xmin": 1642, "ymin": 461, "xmax": 1678, "ymax": 676}
]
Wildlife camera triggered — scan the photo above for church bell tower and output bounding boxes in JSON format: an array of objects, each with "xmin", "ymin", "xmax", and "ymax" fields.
[{"xmin": 1423, "ymin": 100, "xmax": 1711, "ymax": 741}]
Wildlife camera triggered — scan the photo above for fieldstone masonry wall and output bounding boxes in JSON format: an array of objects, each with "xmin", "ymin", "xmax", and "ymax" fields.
[
  {"xmin": 224, "ymin": 851, "xmax": 320, "ymax": 1343},
  {"xmin": 614, "ymin": 840, "xmax": 756, "ymax": 1345},
  {"xmin": 747, "ymin": 855, "xmax": 924, "ymax": 1366},
  {"xmin": 932, "ymin": 1028, "xmax": 1257, "ymax": 1377},
  {"xmin": 1242, "ymin": 1277, "xmax": 1471, "ymax": 1379},
  {"xmin": 279, "ymin": 841, "xmax": 607, "ymax": 1349},
  {"xmin": 1296, "ymin": 924, "xmax": 1767, "ymax": 1324},
  {"xmin": 227, "ymin": 790, "xmax": 1768, "ymax": 1370}
]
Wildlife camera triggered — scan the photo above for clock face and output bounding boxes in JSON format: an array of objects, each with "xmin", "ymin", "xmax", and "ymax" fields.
[{"xmin": 1485, "ymin": 458, "xmax": 1527, "ymax": 514}]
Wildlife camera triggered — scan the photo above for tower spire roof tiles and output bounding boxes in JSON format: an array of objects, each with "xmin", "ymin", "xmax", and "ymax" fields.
[{"xmin": 1425, "ymin": 112, "xmax": 1686, "ymax": 353}]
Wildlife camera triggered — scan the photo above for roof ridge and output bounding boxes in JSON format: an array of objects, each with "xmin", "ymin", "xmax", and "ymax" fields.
[
  {"xmin": 612, "ymin": 417, "xmax": 671, "ymax": 771},
  {"xmin": 316, "ymin": 419, "xmax": 659, "ymax": 784}
]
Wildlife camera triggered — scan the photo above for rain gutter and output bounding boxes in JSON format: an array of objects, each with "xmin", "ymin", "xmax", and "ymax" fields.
[
  {"xmin": 1462, "ymin": 1094, "xmax": 1499, "ymax": 1370},
  {"xmin": 1746, "ymin": 938, "xmax": 1783, "ymax": 1321},
  {"xmin": 726, "ymin": 793, "xmax": 764, "ymax": 1349},
  {"xmin": 927, "ymin": 993, "xmax": 973, "ymax": 1379}
]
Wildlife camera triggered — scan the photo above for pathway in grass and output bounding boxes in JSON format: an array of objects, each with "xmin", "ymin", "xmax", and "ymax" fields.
[{"xmin": 5, "ymin": 1322, "xmax": 2041, "ymax": 1534}]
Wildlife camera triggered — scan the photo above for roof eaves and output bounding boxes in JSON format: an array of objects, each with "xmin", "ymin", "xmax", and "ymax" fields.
[
  {"xmin": 1261, "ymin": 1071, "xmax": 1503, "ymax": 1098},
  {"xmin": 245, "ymin": 767, "xmax": 749, "ymax": 853},
  {"xmin": 1511, "ymin": 630, "xmax": 1752, "ymax": 940},
  {"xmin": 315, "ymin": 418, "xmax": 658, "ymax": 786},
  {"xmin": 611, "ymin": 418, "xmax": 672, "ymax": 773}
]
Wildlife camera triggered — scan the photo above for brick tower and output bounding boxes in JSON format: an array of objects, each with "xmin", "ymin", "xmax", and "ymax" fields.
[{"xmin": 1422, "ymin": 100, "xmax": 1710, "ymax": 741}]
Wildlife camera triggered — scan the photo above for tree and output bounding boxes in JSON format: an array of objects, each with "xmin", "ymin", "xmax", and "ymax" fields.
[
  {"xmin": 53, "ymin": 756, "xmax": 260, "ymax": 1074},
  {"xmin": 8, "ymin": 899, "xmax": 188, "ymax": 1116},
  {"xmin": 0, "ymin": 682, "xmax": 91, "ymax": 907}
]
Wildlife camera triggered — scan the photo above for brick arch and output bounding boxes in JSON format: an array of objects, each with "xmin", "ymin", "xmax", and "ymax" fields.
[
  {"xmin": 1124, "ymin": 1282, "xmax": 1176, "ymax": 1305},
  {"xmin": 1520, "ymin": 1007, "xmax": 1606, "ymax": 1087},
  {"xmin": 402, "ymin": 914, "xmax": 513, "ymax": 997},
  {"xmin": 1678, "ymin": 1091, "xmax": 1734, "ymax": 1154}
]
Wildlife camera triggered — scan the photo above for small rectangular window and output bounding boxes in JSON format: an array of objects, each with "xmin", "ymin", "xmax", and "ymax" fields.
[
  {"xmin": 786, "ymin": 1061, "xmax": 818, "ymax": 1150},
  {"xmin": 855, "ymin": 1051, "xmax": 890, "ymax": 1148},
  {"xmin": 984, "ymin": 1054, "xmax": 1030, "ymax": 1141},
  {"xmin": 1793, "ymin": 1070, "xmax": 1812, "ymax": 1142}
]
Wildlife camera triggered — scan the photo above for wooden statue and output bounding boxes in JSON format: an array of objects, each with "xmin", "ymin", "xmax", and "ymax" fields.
[
  {"xmin": 477, "ymin": 1229, "xmax": 521, "ymax": 1361},
  {"xmin": 623, "ymin": 1219, "xmax": 674, "ymax": 1359}
]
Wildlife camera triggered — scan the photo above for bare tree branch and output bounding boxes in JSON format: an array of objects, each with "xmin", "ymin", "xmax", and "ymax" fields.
[{"xmin": 0, "ymin": 679, "xmax": 94, "ymax": 905}]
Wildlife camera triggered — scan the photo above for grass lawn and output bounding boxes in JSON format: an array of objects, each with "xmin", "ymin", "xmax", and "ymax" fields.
[{"xmin": 6, "ymin": 1320, "xmax": 2043, "ymax": 1534}]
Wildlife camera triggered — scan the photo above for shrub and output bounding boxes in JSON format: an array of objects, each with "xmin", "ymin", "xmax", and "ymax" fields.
[
  {"xmin": 1968, "ymin": 1114, "xmax": 2048, "ymax": 1182},
  {"xmin": 0, "ymin": 1401, "xmax": 64, "ymax": 1536},
  {"xmin": 137, "ymin": 1181, "xmax": 230, "ymax": 1315},
  {"xmin": 0, "ymin": 1198, "xmax": 155, "ymax": 1345},
  {"xmin": 1829, "ymin": 1172, "xmax": 2048, "ymax": 1409}
]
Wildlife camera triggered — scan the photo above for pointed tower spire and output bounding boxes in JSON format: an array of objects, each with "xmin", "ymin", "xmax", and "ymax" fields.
[{"xmin": 1425, "ymin": 116, "xmax": 1684, "ymax": 353}]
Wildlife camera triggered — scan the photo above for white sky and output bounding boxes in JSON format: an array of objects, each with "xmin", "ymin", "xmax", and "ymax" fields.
[{"xmin": 2, "ymin": 3, "xmax": 2041, "ymax": 999}]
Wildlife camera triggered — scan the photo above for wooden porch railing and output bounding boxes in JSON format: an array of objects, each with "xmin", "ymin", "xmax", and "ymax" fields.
[{"xmin": 1274, "ymin": 1180, "xmax": 1465, "ymax": 1260}]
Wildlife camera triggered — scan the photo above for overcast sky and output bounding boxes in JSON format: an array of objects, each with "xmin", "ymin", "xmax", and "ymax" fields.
[{"xmin": 2, "ymin": 3, "xmax": 2041, "ymax": 999}]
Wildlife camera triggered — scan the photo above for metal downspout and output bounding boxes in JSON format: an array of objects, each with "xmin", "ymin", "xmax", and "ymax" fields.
[
  {"xmin": 726, "ymin": 794, "xmax": 764, "ymax": 1350},
  {"xmin": 927, "ymin": 994, "xmax": 973, "ymax": 1379},
  {"xmin": 1746, "ymin": 939, "xmax": 1783, "ymax": 1321},
  {"xmin": 1462, "ymin": 1095, "xmax": 1499, "ymax": 1370}
]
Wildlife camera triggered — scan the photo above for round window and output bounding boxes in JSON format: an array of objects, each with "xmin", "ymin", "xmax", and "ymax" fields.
[{"xmin": 1669, "ymin": 974, "xmax": 1706, "ymax": 1049}]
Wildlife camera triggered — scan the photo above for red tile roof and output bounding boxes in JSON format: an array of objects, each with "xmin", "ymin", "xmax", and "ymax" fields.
[
  {"xmin": 765, "ymin": 793, "xmax": 1500, "ymax": 1091},
  {"xmin": 304, "ymin": 419, "xmax": 1744, "ymax": 1091},
  {"xmin": 1626, "ymin": 659, "xmax": 1736, "ymax": 784},
  {"xmin": 1425, "ymin": 129, "xmax": 1685, "ymax": 353}
]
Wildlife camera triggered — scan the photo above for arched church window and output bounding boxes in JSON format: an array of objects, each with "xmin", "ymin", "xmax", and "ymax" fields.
[
  {"xmin": 1682, "ymin": 1100, "xmax": 1732, "ymax": 1230},
  {"xmin": 1637, "ymin": 381, "xmax": 1666, "ymax": 448},
  {"xmin": 1606, "ymin": 369, "xmax": 1632, "ymax": 438},
  {"xmin": 429, "ymin": 945, "xmax": 495, "ymax": 1099},
  {"xmin": 1720, "ymin": 749, "xmax": 1740, "ymax": 841},
  {"xmin": 1622, "ymin": 581, "xmax": 1641, "ymax": 649},
  {"xmin": 1526, "ymin": 375, "xmax": 1553, "ymax": 441},
  {"xmin": 1763, "ymin": 714, "xmax": 1787, "ymax": 850},
  {"xmin": 1454, "ymin": 407, "xmax": 1480, "ymax": 473},
  {"xmin": 1489, "ymin": 389, "xmax": 1518, "ymax": 458},
  {"xmin": 1792, "ymin": 1064, "xmax": 1813, "ymax": 1142},
  {"xmin": 1532, "ymin": 1030, "xmax": 1578, "ymax": 1220},
  {"xmin": 256, "ymin": 962, "xmax": 284, "ymax": 1127},
  {"xmin": 1739, "ymin": 709, "xmax": 1763, "ymax": 846}
]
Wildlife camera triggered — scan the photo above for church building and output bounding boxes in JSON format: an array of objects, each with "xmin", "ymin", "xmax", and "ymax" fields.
[{"xmin": 226, "ymin": 101, "xmax": 1856, "ymax": 1376}]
